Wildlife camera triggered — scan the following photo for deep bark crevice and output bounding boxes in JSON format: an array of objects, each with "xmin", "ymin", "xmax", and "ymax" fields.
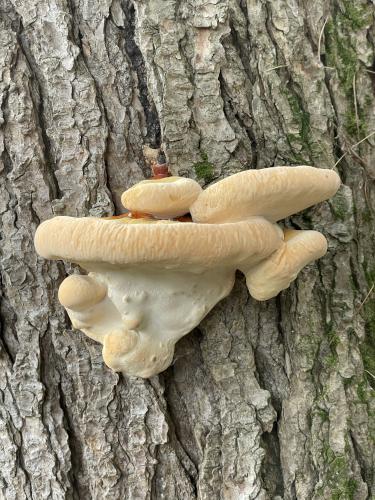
[
  {"xmin": 16, "ymin": 26, "xmax": 61, "ymax": 201},
  {"xmin": 1, "ymin": 0, "xmax": 374, "ymax": 498},
  {"xmin": 121, "ymin": 0, "xmax": 161, "ymax": 148},
  {"xmin": 261, "ymin": 421, "xmax": 285, "ymax": 497}
]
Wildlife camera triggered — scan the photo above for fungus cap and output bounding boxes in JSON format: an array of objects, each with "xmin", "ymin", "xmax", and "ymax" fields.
[
  {"xmin": 121, "ymin": 176, "xmax": 202, "ymax": 218},
  {"xmin": 34, "ymin": 215, "xmax": 283, "ymax": 271},
  {"xmin": 190, "ymin": 166, "xmax": 341, "ymax": 224},
  {"xmin": 244, "ymin": 229, "xmax": 328, "ymax": 300}
]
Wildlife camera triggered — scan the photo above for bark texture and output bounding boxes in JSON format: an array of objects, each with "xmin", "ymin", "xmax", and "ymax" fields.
[{"xmin": 1, "ymin": 0, "xmax": 375, "ymax": 498}]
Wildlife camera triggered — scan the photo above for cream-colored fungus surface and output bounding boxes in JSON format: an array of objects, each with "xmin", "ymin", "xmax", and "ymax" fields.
[{"xmin": 34, "ymin": 166, "xmax": 340, "ymax": 377}]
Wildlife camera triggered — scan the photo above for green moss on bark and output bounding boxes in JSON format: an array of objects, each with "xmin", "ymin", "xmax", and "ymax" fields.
[
  {"xmin": 324, "ymin": 2, "xmax": 372, "ymax": 138},
  {"xmin": 318, "ymin": 447, "xmax": 358, "ymax": 499},
  {"xmin": 193, "ymin": 152, "xmax": 215, "ymax": 183},
  {"xmin": 283, "ymin": 91, "xmax": 317, "ymax": 163},
  {"xmin": 362, "ymin": 267, "xmax": 375, "ymax": 388}
]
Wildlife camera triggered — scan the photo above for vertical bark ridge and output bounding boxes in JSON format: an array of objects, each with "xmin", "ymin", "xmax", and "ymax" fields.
[{"xmin": 0, "ymin": 0, "xmax": 374, "ymax": 498}]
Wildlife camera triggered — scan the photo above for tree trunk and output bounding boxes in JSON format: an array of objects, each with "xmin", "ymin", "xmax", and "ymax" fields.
[{"xmin": 1, "ymin": 0, "xmax": 374, "ymax": 498}]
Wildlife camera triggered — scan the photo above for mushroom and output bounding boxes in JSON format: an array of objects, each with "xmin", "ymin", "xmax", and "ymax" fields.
[
  {"xmin": 34, "ymin": 165, "xmax": 340, "ymax": 378},
  {"xmin": 243, "ymin": 229, "xmax": 328, "ymax": 301},
  {"xmin": 35, "ymin": 216, "xmax": 283, "ymax": 377},
  {"xmin": 34, "ymin": 216, "xmax": 283, "ymax": 270},
  {"xmin": 121, "ymin": 176, "xmax": 202, "ymax": 219},
  {"xmin": 190, "ymin": 166, "xmax": 341, "ymax": 223}
]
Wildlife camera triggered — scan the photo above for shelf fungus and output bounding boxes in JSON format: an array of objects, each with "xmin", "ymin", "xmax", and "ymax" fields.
[{"xmin": 34, "ymin": 166, "xmax": 340, "ymax": 378}]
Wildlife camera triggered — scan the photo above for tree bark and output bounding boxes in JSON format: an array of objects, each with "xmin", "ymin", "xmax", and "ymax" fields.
[{"xmin": 0, "ymin": 0, "xmax": 374, "ymax": 498}]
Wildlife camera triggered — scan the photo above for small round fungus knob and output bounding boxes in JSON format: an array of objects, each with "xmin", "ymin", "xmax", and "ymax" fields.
[
  {"xmin": 58, "ymin": 275, "xmax": 107, "ymax": 312},
  {"xmin": 102, "ymin": 330, "xmax": 138, "ymax": 371}
]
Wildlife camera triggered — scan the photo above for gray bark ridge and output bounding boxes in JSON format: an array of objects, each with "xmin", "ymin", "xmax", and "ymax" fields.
[{"xmin": 0, "ymin": 0, "xmax": 374, "ymax": 499}]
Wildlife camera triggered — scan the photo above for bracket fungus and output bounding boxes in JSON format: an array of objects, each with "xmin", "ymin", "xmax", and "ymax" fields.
[{"xmin": 34, "ymin": 165, "xmax": 340, "ymax": 378}]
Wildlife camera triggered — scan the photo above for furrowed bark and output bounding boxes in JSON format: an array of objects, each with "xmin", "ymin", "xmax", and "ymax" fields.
[{"xmin": 0, "ymin": 0, "xmax": 374, "ymax": 498}]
